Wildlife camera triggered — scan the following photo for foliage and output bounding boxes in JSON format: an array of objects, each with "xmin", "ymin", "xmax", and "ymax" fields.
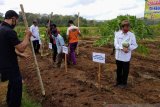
[
  {"xmin": 136, "ymin": 44, "xmax": 149, "ymax": 56},
  {"xmin": 22, "ymin": 86, "xmax": 41, "ymax": 107},
  {"xmin": 15, "ymin": 26, "xmax": 99, "ymax": 43},
  {"xmin": 17, "ymin": 13, "xmax": 101, "ymax": 27},
  {"xmin": 94, "ymin": 15, "xmax": 154, "ymax": 46}
]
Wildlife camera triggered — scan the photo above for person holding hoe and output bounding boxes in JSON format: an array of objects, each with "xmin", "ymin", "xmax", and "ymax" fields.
[
  {"xmin": 114, "ymin": 20, "xmax": 138, "ymax": 88},
  {"xmin": 67, "ymin": 20, "xmax": 81, "ymax": 65},
  {"xmin": 0, "ymin": 10, "xmax": 32, "ymax": 107}
]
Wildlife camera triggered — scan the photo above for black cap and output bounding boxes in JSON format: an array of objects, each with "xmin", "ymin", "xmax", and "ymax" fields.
[
  {"xmin": 50, "ymin": 23, "xmax": 57, "ymax": 28},
  {"xmin": 5, "ymin": 10, "xmax": 19, "ymax": 19},
  {"xmin": 68, "ymin": 20, "xmax": 74, "ymax": 24}
]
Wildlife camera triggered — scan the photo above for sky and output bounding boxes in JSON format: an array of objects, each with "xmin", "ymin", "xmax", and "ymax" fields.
[{"xmin": 0, "ymin": 0, "xmax": 145, "ymax": 20}]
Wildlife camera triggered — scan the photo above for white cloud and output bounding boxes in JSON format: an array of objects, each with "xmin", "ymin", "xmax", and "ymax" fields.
[
  {"xmin": 0, "ymin": 0, "xmax": 145, "ymax": 20},
  {"xmin": 0, "ymin": 0, "xmax": 4, "ymax": 5},
  {"xmin": 66, "ymin": 0, "xmax": 96, "ymax": 7}
]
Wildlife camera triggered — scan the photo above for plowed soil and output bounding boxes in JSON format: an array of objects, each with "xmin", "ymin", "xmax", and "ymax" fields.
[{"xmin": 1, "ymin": 37, "xmax": 160, "ymax": 107}]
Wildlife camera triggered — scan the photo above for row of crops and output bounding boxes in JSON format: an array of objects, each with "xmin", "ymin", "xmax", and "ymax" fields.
[
  {"xmin": 94, "ymin": 15, "xmax": 155, "ymax": 46},
  {"xmin": 16, "ymin": 26, "xmax": 100, "ymax": 41},
  {"xmin": 16, "ymin": 15, "xmax": 159, "ymax": 56}
]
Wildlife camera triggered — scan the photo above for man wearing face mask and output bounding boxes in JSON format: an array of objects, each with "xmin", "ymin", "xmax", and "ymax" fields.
[
  {"xmin": 0, "ymin": 10, "xmax": 32, "ymax": 107},
  {"xmin": 114, "ymin": 20, "xmax": 138, "ymax": 88}
]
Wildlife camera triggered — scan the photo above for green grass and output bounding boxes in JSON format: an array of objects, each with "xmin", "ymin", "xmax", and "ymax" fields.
[
  {"xmin": 22, "ymin": 86, "xmax": 42, "ymax": 107},
  {"xmin": 136, "ymin": 44, "xmax": 149, "ymax": 56}
]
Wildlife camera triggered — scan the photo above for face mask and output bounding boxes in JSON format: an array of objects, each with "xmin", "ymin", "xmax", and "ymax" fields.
[
  {"xmin": 123, "ymin": 29, "xmax": 129, "ymax": 33},
  {"xmin": 11, "ymin": 24, "xmax": 16, "ymax": 29},
  {"xmin": 11, "ymin": 18, "xmax": 17, "ymax": 29}
]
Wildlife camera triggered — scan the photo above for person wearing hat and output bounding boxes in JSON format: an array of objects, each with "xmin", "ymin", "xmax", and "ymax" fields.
[
  {"xmin": 30, "ymin": 20, "xmax": 41, "ymax": 54},
  {"xmin": 0, "ymin": 10, "xmax": 32, "ymax": 107},
  {"xmin": 114, "ymin": 20, "xmax": 138, "ymax": 88},
  {"xmin": 66, "ymin": 20, "xmax": 80, "ymax": 65}
]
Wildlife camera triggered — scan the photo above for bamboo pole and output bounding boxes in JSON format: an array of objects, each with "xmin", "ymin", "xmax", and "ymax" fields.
[
  {"xmin": 48, "ymin": 12, "xmax": 53, "ymax": 58},
  {"xmin": 20, "ymin": 4, "xmax": 45, "ymax": 96},
  {"xmin": 76, "ymin": 12, "xmax": 80, "ymax": 55},
  {"xmin": 65, "ymin": 54, "xmax": 67, "ymax": 72},
  {"xmin": 98, "ymin": 63, "xmax": 101, "ymax": 87}
]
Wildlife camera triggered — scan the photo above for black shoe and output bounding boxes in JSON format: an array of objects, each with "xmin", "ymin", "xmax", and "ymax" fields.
[
  {"xmin": 119, "ymin": 84, "xmax": 128, "ymax": 89},
  {"xmin": 113, "ymin": 84, "xmax": 121, "ymax": 87}
]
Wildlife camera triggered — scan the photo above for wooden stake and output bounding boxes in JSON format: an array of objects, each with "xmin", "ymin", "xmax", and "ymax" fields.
[
  {"xmin": 65, "ymin": 54, "xmax": 67, "ymax": 72},
  {"xmin": 20, "ymin": 4, "xmax": 45, "ymax": 96},
  {"xmin": 40, "ymin": 42, "xmax": 44, "ymax": 56},
  {"xmin": 48, "ymin": 12, "xmax": 53, "ymax": 59},
  {"xmin": 98, "ymin": 63, "xmax": 101, "ymax": 87},
  {"xmin": 76, "ymin": 12, "xmax": 80, "ymax": 55}
]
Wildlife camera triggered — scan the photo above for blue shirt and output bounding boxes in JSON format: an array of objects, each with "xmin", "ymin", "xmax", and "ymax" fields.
[{"xmin": 55, "ymin": 34, "xmax": 65, "ymax": 54}]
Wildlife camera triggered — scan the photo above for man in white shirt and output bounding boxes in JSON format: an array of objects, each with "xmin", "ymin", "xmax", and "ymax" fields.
[
  {"xmin": 30, "ymin": 20, "xmax": 41, "ymax": 54},
  {"xmin": 114, "ymin": 20, "xmax": 138, "ymax": 88}
]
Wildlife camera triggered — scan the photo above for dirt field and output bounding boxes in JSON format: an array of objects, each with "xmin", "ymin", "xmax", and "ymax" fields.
[{"xmin": 1, "ymin": 37, "xmax": 160, "ymax": 107}]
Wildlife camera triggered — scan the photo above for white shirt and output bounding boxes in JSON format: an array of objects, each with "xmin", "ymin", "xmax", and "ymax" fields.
[
  {"xmin": 114, "ymin": 31, "xmax": 138, "ymax": 62},
  {"xmin": 30, "ymin": 25, "xmax": 40, "ymax": 41},
  {"xmin": 66, "ymin": 25, "xmax": 80, "ymax": 36}
]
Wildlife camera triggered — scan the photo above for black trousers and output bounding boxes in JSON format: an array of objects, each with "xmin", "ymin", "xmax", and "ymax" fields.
[
  {"xmin": 50, "ymin": 38, "xmax": 57, "ymax": 62},
  {"xmin": 32, "ymin": 40, "xmax": 40, "ymax": 54},
  {"xmin": 57, "ymin": 53, "xmax": 65, "ymax": 67},
  {"xmin": 116, "ymin": 60, "xmax": 130, "ymax": 85},
  {"xmin": 1, "ymin": 68, "xmax": 22, "ymax": 107}
]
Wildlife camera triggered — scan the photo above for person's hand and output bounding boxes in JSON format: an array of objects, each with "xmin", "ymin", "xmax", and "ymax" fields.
[
  {"xmin": 122, "ymin": 47, "xmax": 129, "ymax": 53},
  {"xmin": 25, "ymin": 29, "xmax": 32, "ymax": 38},
  {"xmin": 19, "ymin": 52, "xmax": 29, "ymax": 58}
]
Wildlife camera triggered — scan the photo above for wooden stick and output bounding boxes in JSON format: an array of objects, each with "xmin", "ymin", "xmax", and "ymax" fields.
[
  {"xmin": 20, "ymin": 4, "xmax": 45, "ymax": 96},
  {"xmin": 48, "ymin": 12, "xmax": 53, "ymax": 59},
  {"xmin": 76, "ymin": 12, "xmax": 80, "ymax": 55},
  {"xmin": 98, "ymin": 63, "xmax": 101, "ymax": 87},
  {"xmin": 78, "ymin": 12, "xmax": 80, "ymax": 28},
  {"xmin": 65, "ymin": 54, "xmax": 67, "ymax": 72}
]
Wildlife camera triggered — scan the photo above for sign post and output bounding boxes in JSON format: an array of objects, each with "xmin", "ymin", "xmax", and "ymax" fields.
[
  {"xmin": 63, "ymin": 46, "xmax": 68, "ymax": 72},
  {"xmin": 92, "ymin": 52, "xmax": 105, "ymax": 88}
]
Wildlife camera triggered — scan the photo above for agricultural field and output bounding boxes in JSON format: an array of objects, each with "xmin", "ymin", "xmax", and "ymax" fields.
[{"xmin": 0, "ymin": 15, "xmax": 160, "ymax": 107}]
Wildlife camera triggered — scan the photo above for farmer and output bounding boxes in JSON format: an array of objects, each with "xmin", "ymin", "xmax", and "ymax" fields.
[
  {"xmin": 114, "ymin": 20, "xmax": 138, "ymax": 88},
  {"xmin": 30, "ymin": 20, "xmax": 41, "ymax": 54},
  {"xmin": 52, "ymin": 29, "xmax": 65, "ymax": 68},
  {"xmin": 0, "ymin": 10, "xmax": 32, "ymax": 107},
  {"xmin": 49, "ymin": 23, "xmax": 59, "ymax": 63},
  {"xmin": 67, "ymin": 20, "xmax": 80, "ymax": 65}
]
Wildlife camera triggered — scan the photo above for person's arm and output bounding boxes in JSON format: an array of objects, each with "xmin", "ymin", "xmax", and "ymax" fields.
[
  {"xmin": 15, "ymin": 29, "xmax": 32, "ymax": 53},
  {"xmin": 77, "ymin": 28, "xmax": 81, "ymax": 36},
  {"xmin": 15, "ymin": 49, "xmax": 29, "ymax": 58},
  {"xmin": 129, "ymin": 34, "xmax": 138, "ymax": 51},
  {"xmin": 114, "ymin": 34, "xmax": 123, "ymax": 50}
]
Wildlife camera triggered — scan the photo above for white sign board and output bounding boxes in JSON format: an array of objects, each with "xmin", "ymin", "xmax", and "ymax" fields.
[
  {"xmin": 92, "ymin": 52, "xmax": 105, "ymax": 64},
  {"xmin": 49, "ymin": 43, "xmax": 52, "ymax": 49},
  {"xmin": 62, "ymin": 46, "xmax": 68, "ymax": 54}
]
